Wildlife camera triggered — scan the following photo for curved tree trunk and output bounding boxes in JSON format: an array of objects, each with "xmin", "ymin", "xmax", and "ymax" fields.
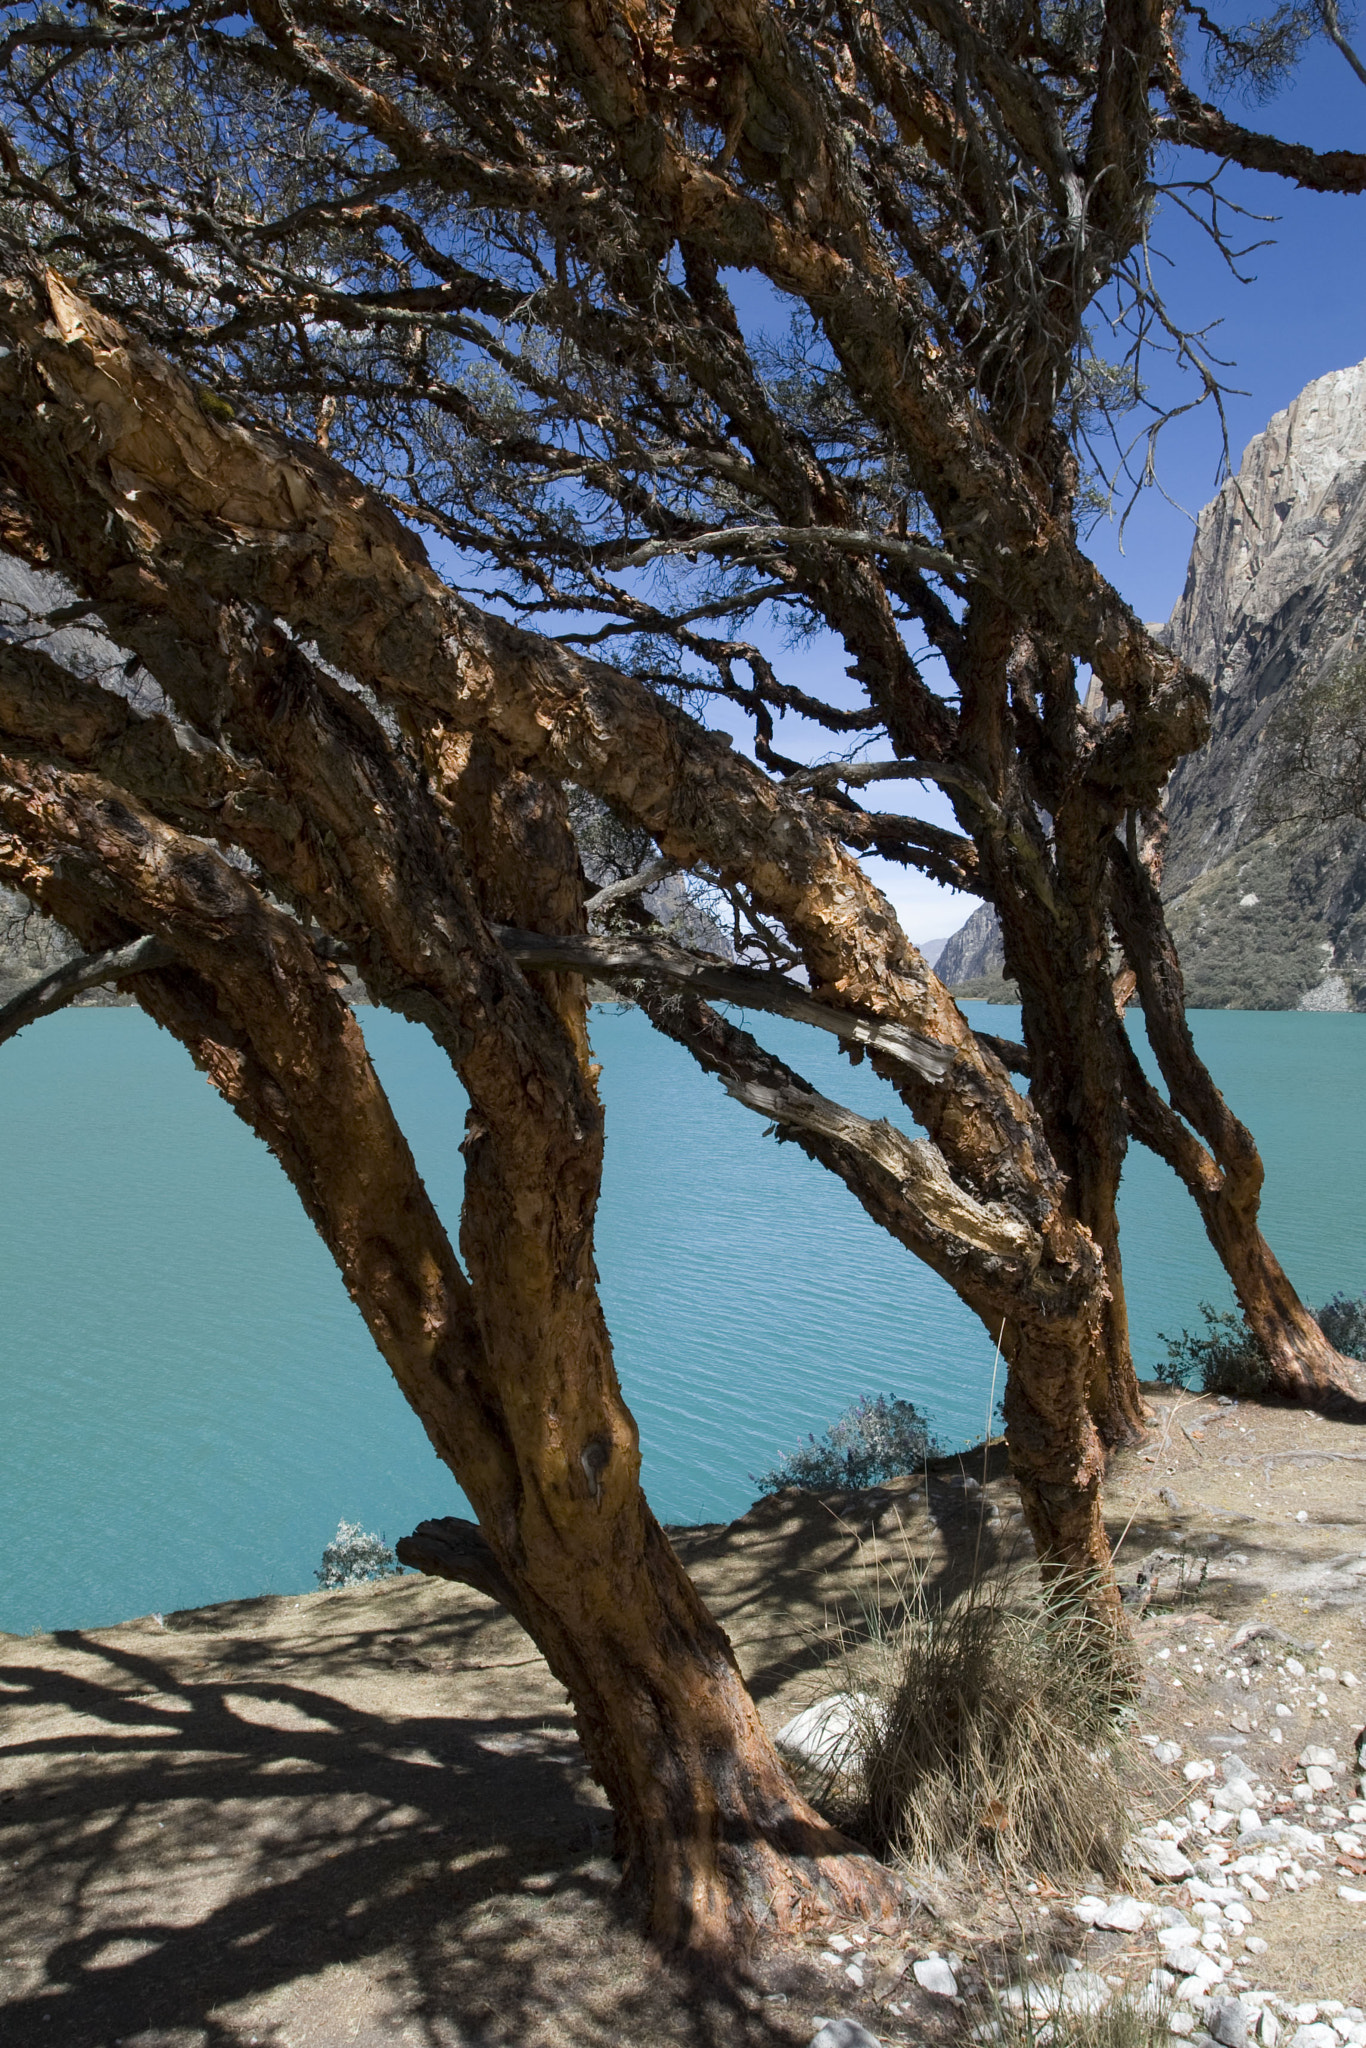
[
  {"xmin": 0, "ymin": 261, "xmax": 1142, "ymax": 1621},
  {"xmin": 0, "ymin": 751, "xmax": 902, "ymax": 1948},
  {"xmin": 1110, "ymin": 834, "xmax": 1360, "ymax": 1407}
]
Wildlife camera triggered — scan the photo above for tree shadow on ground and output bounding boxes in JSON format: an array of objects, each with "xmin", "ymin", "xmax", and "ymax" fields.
[
  {"xmin": 0, "ymin": 1455, "xmax": 1036, "ymax": 2048},
  {"xmin": 0, "ymin": 1622, "xmax": 817, "ymax": 2048}
]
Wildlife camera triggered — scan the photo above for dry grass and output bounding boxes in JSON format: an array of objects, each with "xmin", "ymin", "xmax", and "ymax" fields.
[
  {"xmin": 803, "ymin": 1560, "xmax": 1135, "ymax": 1885},
  {"xmin": 981, "ymin": 1976, "xmax": 1171, "ymax": 2048}
]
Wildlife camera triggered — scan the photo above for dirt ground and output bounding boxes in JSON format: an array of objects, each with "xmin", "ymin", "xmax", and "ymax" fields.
[{"xmin": 2, "ymin": 1375, "xmax": 1365, "ymax": 2048}]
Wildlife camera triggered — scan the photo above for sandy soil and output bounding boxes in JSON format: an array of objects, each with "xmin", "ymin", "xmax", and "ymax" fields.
[{"xmin": 2, "ymin": 1378, "xmax": 1364, "ymax": 2048}]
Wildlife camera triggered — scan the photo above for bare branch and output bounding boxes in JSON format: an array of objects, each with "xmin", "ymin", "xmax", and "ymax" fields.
[
  {"xmin": 495, "ymin": 925, "xmax": 954, "ymax": 1083},
  {"xmin": 0, "ymin": 930, "xmax": 173, "ymax": 1046},
  {"xmin": 584, "ymin": 856, "xmax": 679, "ymax": 915}
]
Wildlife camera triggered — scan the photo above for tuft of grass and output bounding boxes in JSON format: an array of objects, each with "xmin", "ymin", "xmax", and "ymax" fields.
[
  {"xmin": 799, "ymin": 1562, "xmax": 1134, "ymax": 1885},
  {"xmin": 980, "ymin": 1972, "xmax": 1170, "ymax": 2048}
]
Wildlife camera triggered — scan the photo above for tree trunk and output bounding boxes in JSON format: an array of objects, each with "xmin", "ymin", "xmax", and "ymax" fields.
[
  {"xmin": 444, "ymin": 1494, "xmax": 906, "ymax": 1943},
  {"xmin": 1001, "ymin": 1313, "xmax": 1122, "ymax": 1621},
  {"xmin": 1110, "ymin": 836, "xmax": 1360, "ymax": 1407},
  {"xmin": 0, "ymin": 744, "xmax": 901, "ymax": 1952}
]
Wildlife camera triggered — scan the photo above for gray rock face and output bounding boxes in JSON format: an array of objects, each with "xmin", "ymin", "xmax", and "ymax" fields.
[
  {"xmin": 935, "ymin": 901, "xmax": 1005, "ymax": 986},
  {"xmin": 935, "ymin": 358, "xmax": 1366, "ymax": 1010},
  {"xmin": 0, "ymin": 551, "xmax": 139, "ymax": 1005},
  {"xmin": 1162, "ymin": 358, "xmax": 1366, "ymax": 1009}
]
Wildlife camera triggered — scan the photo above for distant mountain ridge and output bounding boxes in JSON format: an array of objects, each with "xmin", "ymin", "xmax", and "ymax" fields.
[{"xmin": 935, "ymin": 357, "xmax": 1366, "ymax": 1009}]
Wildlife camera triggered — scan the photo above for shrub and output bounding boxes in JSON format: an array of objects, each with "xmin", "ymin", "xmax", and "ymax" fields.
[
  {"xmin": 316, "ymin": 1520, "xmax": 402, "ymax": 1589},
  {"xmin": 796, "ymin": 1565, "xmax": 1132, "ymax": 1882},
  {"xmin": 1316, "ymin": 1289, "xmax": 1366, "ymax": 1359},
  {"xmin": 1154, "ymin": 1302, "xmax": 1271, "ymax": 1398},
  {"xmin": 752, "ymin": 1392, "xmax": 940, "ymax": 1493}
]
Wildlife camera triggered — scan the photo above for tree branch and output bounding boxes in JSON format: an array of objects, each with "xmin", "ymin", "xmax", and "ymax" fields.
[
  {"xmin": 494, "ymin": 925, "xmax": 953, "ymax": 1083},
  {"xmin": 634, "ymin": 984, "xmax": 1041, "ymax": 1290},
  {"xmin": 0, "ymin": 931, "xmax": 174, "ymax": 1047},
  {"xmin": 1157, "ymin": 88, "xmax": 1366, "ymax": 193},
  {"xmin": 395, "ymin": 1515, "xmax": 533, "ymax": 1631}
]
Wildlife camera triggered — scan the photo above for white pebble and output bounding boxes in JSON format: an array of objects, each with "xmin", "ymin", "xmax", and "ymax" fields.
[{"xmin": 914, "ymin": 1956, "xmax": 959, "ymax": 1997}]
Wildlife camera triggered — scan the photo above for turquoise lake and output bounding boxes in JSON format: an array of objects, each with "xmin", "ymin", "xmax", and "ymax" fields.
[{"xmin": 2, "ymin": 1003, "xmax": 1364, "ymax": 1636}]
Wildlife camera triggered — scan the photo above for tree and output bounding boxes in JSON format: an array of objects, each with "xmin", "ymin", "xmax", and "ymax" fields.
[{"xmin": 0, "ymin": 0, "xmax": 1363, "ymax": 1948}]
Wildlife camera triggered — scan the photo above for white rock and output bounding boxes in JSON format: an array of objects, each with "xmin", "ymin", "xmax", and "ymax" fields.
[
  {"xmin": 810, "ymin": 2024, "xmax": 881, "ymax": 2048},
  {"xmin": 913, "ymin": 1956, "xmax": 958, "ymax": 1997},
  {"xmin": 1186, "ymin": 1761, "xmax": 1218, "ymax": 1783},
  {"xmin": 1338, "ymin": 1885, "xmax": 1366, "ymax": 1903},
  {"xmin": 1096, "ymin": 1897, "xmax": 1148, "ymax": 1932},
  {"xmin": 1059, "ymin": 1973, "xmax": 1112, "ymax": 2015},
  {"xmin": 1299, "ymin": 1747, "xmax": 1338, "ymax": 1770},
  {"xmin": 1210, "ymin": 1998, "xmax": 1253, "ymax": 2048},
  {"xmin": 1306, "ymin": 1767, "xmax": 1335, "ymax": 1794},
  {"xmin": 1260, "ymin": 2014, "xmax": 1282, "ymax": 2048},
  {"xmin": 826, "ymin": 1933, "xmax": 855, "ymax": 1954},
  {"xmin": 1156, "ymin": 1741, "xmax": 1185, "ymax": 1766},
  {"xmin": 1244, "ymin": 1937, "xmax": 1268, "ymax": 1955},
  {"xmin": 1072, "ymin": 1895, "xmax": 1107, "ymax": 1925},
  {"xmin": 1130, "ymin": 1837, "xmax": 1196, "ymax": 1881},
  {"xmin": 1239, "ymin": 1809, "xmax": 1264, "ymax": 1835},
  {"xmin": 777, "ymin": 1695, "xmax": 881, "ymax": 1772},
  {"xmin": 1171, "ymin": 2014, "xmax": 1197, "ymax": 2038},
  {"xmin": 1291, "ymin": 2028, "xmax": 1340, "ymax": 2048}
]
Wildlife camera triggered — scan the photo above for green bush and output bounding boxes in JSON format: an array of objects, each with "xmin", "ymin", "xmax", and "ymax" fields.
[
  {"xmin": 752, "ymin": 1393, "xmax": 940, "ymax": 1493},
  {"xmin": 1317, "ymin": 1289, "xmax": 1366, "ymax": 1359},
  {"xmin": 1157, "ymin": 1285, "xmax": 1366, "ymax": 1392},
  {"xmin": 316, "ymin": 1520, "xmax": 402, "ymax": 1589},
  {"xmin": 1155, "ymin": 1302, "xmax": 1271, "ymax": 1397}
]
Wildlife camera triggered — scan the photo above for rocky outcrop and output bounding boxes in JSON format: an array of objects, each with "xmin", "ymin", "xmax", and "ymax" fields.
[
  {"xmin": 935, "ymin": 901, "xmax": 1006, "ymax": 988},
  {"xmin": 935, "ymin": 358, "xmax": 1366, "ymax": 1010},
  {"xmin": 1162, "ymin": 358, "xmax": 1366, "ymax": 1009}
]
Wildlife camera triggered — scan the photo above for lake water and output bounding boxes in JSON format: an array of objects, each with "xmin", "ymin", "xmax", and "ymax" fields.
[{"xmin": 3, "ymin": 1003, "xmax": 1364, "ymax": 1636}]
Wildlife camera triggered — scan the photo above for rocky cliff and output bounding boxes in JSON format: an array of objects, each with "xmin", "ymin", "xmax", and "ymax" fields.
[
  {"xmin": 933, "ymin": 901, "xmax": 1008, "ymax": 994},
  {"xmin": 1161, "ymin": 357, "xmax": 1366, "ymax": 1010},
  {"xmin": 936, "ymin": 358, "xmax": 1366, "ymax": 1008}
]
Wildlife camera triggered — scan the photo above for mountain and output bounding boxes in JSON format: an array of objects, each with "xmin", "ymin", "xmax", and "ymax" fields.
[
  {"xmin": 935, "ymin": 357, "xmax": 1366, "ymax": 1009},
  {"xmin": 934, "ymin": 903, "xmax": 1009, "ymax": 996},
  {"xmin": 1161, "ymin": 359, "xmax": 1366, "ymax": 1010}
]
